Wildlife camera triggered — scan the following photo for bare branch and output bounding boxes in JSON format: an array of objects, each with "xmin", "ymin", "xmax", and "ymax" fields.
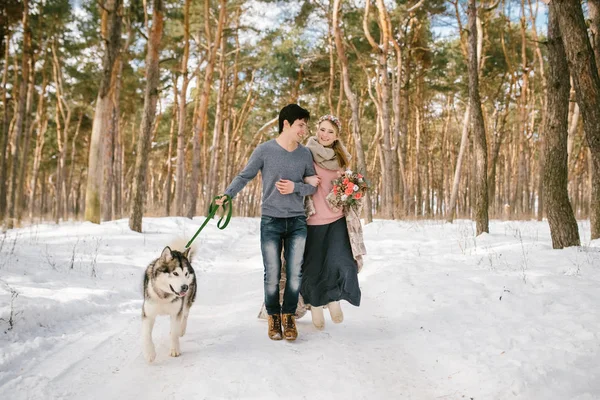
[{"xmin": 407, "ymin": 0, "xmax": 425, "ymax": 13}]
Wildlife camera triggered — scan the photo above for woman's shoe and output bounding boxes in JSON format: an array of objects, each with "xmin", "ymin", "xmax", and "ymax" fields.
[
  {"xmin": 311, "ymin": 306, "xmax": 325, "ymax": 330},
  {"xmin": 328, "ymin": 301, "xmax": 344, "ymax": 323}
]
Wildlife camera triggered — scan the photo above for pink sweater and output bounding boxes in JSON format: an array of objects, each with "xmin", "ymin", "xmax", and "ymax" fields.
[{"xmin": 307, "ymin": 163, "xmax": 344, "ymax": 226}]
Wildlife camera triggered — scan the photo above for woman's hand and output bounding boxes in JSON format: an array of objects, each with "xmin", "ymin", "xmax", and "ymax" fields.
[
  {"xmin": 304, "ymin": 175, "xmax": 321, "ymax": 187},
  {"xmin": 275, "ymin": 179, "xmax": 295, "ymax": 195}
]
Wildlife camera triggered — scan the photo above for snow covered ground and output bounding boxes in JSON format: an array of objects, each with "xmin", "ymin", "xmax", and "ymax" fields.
[{"xmin": 0, "ymin": 217, "xmax": 599, "ymax": 400}]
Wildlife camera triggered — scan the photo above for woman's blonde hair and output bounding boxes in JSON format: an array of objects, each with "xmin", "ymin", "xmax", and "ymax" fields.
[{"xmin": 318, "ymin": 115, "xmax": 349, "ymax": 169}]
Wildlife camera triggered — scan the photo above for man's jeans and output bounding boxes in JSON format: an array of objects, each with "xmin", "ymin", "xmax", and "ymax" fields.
[{"xmin": 260, "ymin": 215, "xmax": 307, "ymax": 315}]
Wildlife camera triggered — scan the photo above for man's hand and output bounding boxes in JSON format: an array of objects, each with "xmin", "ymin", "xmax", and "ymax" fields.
[
  {"xmin": 275, "ymin": 179, "xmax": 295, "ymax": 195},
  {"xmin": 215, "ymin": 195, "xmax": 227, "ymax": 206},
  {"xmin": 304, "ymin": 175, "xmax": 321, "ymax": 187}
]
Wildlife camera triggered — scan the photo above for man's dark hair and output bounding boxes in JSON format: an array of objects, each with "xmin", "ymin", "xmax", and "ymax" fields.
[{"xmin": 278, "ymin": 104, "xmax": 310, "ymax": 134}]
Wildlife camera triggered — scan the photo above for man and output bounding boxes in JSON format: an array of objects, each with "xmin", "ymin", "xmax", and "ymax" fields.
[{"xmin": 216, "ymin": 104, "xmax": 320, "ymax": 341}]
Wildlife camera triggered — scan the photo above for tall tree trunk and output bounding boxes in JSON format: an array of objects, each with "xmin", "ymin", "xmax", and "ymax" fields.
[
  {"xmin": 66, "ymin": 112, "xmax": 83, "ymax": 218},
  {"xmin": 364, "ymin": 0, "xmax": 393, "ymax": 218},
  {"xmin": 111, "ymin": 14, "xmax": 133, "ymax": 220},
  {"xmin": 129, "ymin": 0, "xmax": 163, "ymax": 232},
  {"xmin": 187, "ymin": 0, "xmax": 226, "ymax": 218},
  {"xmin": 376, "ymin": 0, "xmax": 394, "ymax": 218},
  {"xmin": 4, "ymin": 1, "xmax": 30, "ymax": 229},
  {"xmin": 51, "ymin": 41, "xmax": 72, "ymax": 224},
  {"xmin": 390, "ymin": 27, "xmax": 408, "ymax": 218},
  {"xmin": 587, "ymin": 0, "xmax": 600, "ymax": 240},
  {"xmin": 220, "ymin": 14, "xmax": 239, "ymax": 195},
  {"xmin": 28, "ymin": 61, "xmax": 49, "ymax": 221},
  {"xmin": 165, "ymin": 75, "xmax": 177, "ymax": 216},
  {"xmin": 85, "ymin": 0, "xmax": 122, "ymax": 223},
  {"xmin": 333, "ymin": 0, "xmax": 373, "ymax": 223},
  {"xmin": 0, "ymin": 31, "xmax": 10, "ymax": 220},
  {"xmin": 467, "ymin": 0, "xmax": 489, "ymax": 235},
  {"xmin": 415, "ymin": 100, "xmax": 422, "ymax": 216},
  {"xmin": 101, "ymin": 54, "xmax": 122, "ymax": 222},
  {"xmin": 447, "ymin": 107, "xmax": 470, "ymax": 222},
  {"xmin": 543, "ymin": 4, "xmax": 580, "ymax": 248},
  {"xmin": 526, "ymin": 0, "xmax": 547, "ymax": 221},
  {"xmin": 15, "ymin": 49, "xmax": 35, "ymax": 223},
  {"xmin": 207, "ymin": 34, "xmax": 227, "ymax": 202},
  {"xmin": 327, "ymin": 6, "xmax": 335, "ymax": 114},
  {"xmin": 447, "ymin": 0, "xmax": 484, "ymax": 223},
  {"xmin": 173, "ymin": 0, "xmax": 190, "ymax": 216},
  {"xmin": 554, "ymin": 0, "xmax": 600, "ymax": 240},
  {"xmin": 114, "ymin": 118, "xmax": 124, "ymax": 218}
]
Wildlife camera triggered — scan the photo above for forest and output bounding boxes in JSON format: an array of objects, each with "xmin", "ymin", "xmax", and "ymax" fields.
[{"xmin": 0, "ymin": 0, "xmax": 599, "ymax": 248}]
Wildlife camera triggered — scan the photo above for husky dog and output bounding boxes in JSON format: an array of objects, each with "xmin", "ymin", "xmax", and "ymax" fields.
[{"xmin": 142, "ymin": 245, "xmax": 196, "ymax": 363}]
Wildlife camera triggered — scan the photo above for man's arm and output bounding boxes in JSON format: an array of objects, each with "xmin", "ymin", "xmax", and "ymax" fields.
[
  {"xmin": 294, "ymin": 158, "xmax": 318, "ymax": 196},
  {"xmin": 293, "ymin": 181, "xmax": 317, "ymax": 196},
  {"xmin": 222, "ymin": 146, "xmax": 263, "ymax": 200}
]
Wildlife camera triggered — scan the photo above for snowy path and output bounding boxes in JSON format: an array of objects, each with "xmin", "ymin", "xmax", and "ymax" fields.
[
  {"xmin": 1, "ymin": 219, "xmax": 434, "ymax": 399},
  {"xmin": 1, "ymin": 218, "xmax": 599, "ymax": 399}
]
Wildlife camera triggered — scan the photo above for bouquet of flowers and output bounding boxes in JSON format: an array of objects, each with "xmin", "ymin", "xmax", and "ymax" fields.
[{"xmin": 326, "ymin": 169, "xmax": 369, "ymax": 210}]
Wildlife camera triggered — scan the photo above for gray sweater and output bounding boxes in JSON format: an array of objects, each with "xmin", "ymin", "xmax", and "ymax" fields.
[{"xmin": 224, "ymin": 139, "xmax": 317, "ymax": 218}]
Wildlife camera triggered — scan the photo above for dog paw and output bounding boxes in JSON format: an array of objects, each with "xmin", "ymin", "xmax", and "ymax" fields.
[{"xmin": 170, "ymin": 348, "xmax": 181, "ymax": 357}]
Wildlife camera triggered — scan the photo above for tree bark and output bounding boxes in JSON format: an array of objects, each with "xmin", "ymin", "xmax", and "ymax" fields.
[
  {"xmin": 587, "ymin": 0, "xmax": 600, "ymax": 240},
  {"xmin": 28, "ymin": 60, "xmax": 49, "ymax": 221},
  {"xmin": 333, "ymin": 0, "xmax": 373, "ymax": 223},
  {"xmin": 447, "ymin": 106, "xmax": 470, "ymax": 222},
  {"xmin": 4, "ymin": 1, "xmax": 29, "ymax": 229},
  {"xmin": 187, "ymin": 0, "xmax": 226, "ymax": 218},
  {"xmin": 0, "ymin": 31, "xmax": 10, "ymax": 220},
  {"xmin": 129, "ymin": 0, "xmax": 163, "ymax": 232},
  {"xmin": 376, "ymin": 0, "xmax": 394, "ymax": 218},
  {"xmin": 85, "ymin": 0, "xmax": 122, "ymax": 224},
  {"xmin": 467, "ymin": 0, "xmax": 489, "ymax": 235},
  {"xmin": 15, "ymin": 47, "xmax": 35, "ymax": 223},
  {"xmin": 51, "ymin": 40, "xmax": 72, "ymax": 224},
  {"xmin": 207, "ymin": 34, "xmax": 227, "ymax": 203},
  {"xmin": 554, "ymin": 0, "xmax": 600, "ymax": 240},
  {"xmin": 66, "ymin": 112, "xmax": 83, "ymax": 218},
  {"xmin": 543, "ymin": 4, "xmax": 580, "ymax": 248},
  {"xmin": 101, "ymin": 42, "xmax": 122, "ymax": 222},
  {"xmin": 173, "ymin": 0, "xmax": 191, "ymax": 216},
  {"xmin": 165, "ymin": 75, "xmax": 178, "ymax": 216},
  {"xmin": 589, "ymin": 1, "xmax": 600, "ymax": 69}
]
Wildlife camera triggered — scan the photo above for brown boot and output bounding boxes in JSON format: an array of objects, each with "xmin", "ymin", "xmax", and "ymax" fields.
[
  {"xmin": 268, "ymin": 314, "xmax": 283, "ymax": 340},
  {"xmin": 282, "ymin": 313, "xmax": 298, "ymax": 341}
]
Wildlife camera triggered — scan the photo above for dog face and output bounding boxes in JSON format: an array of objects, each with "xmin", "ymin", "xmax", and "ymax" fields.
[{"xmin": 154, "ymin": 246, "xmax": 195, "ymax": 297}]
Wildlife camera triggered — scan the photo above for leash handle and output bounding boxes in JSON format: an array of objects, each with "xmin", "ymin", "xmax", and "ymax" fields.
[
  {"xmin": 211, "ymin": 195, "xmax": 233, "ymax": 230},
  {"xmin": 185, "ymin": 195, "xmax": 232, "ymax": 249}
]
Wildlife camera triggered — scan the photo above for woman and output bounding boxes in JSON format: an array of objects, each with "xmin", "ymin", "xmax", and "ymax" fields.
[{"xmin": 301, "ymin": 114, "xmax": 365, "ymax": 330}]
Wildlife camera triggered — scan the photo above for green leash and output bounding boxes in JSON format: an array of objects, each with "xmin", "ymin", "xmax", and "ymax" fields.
[{"xmin": 185, "ymin": 195, "xmax": 232, "ymax": 249}]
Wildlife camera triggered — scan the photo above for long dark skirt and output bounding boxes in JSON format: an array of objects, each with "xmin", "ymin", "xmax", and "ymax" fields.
[{"xmin": 300, "ymin": 217, "xmax": 361, "ymax": 307}]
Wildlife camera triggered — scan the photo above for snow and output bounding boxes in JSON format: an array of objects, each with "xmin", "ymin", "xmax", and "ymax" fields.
[{"xmin": 1, "ymin": 217, "xmax": 599, "ymax": 399}]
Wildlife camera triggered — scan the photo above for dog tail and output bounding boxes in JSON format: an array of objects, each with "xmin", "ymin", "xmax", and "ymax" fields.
[{"xmin": 167, "ymin": 236, "xmax": 197, "ymax": 260}]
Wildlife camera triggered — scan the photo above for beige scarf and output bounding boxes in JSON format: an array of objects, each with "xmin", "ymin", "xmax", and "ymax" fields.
[{"xmin": 305, "ymin": 136, "xmax": 351, "ymax": 170}]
